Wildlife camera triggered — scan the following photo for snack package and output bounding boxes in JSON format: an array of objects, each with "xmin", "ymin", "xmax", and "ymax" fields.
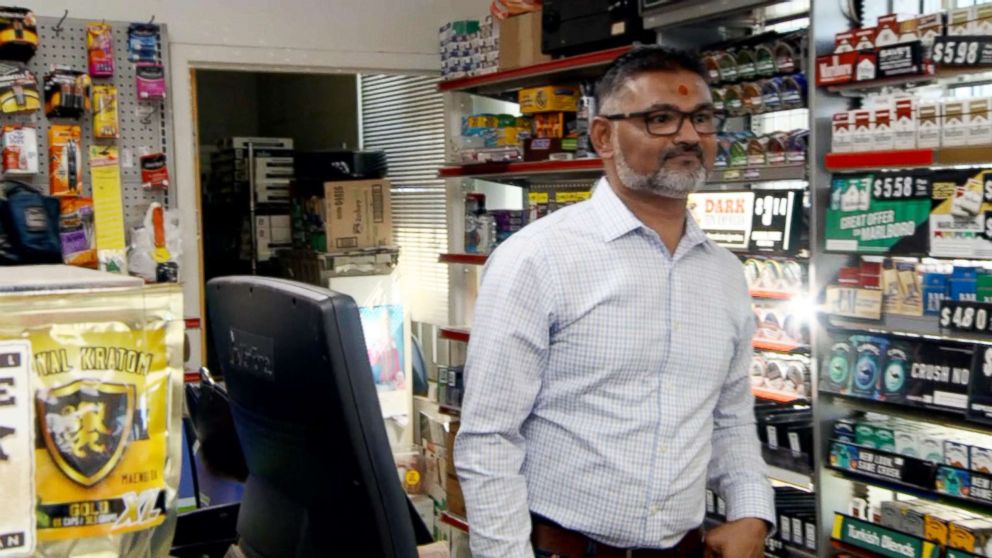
[
  {"xmin": 140, "ymin": 153, "xmax": 169, "ymax": 190},
  {"xmin": 0, "ymin": 280, "xmax": 184, "ymax": 557},
  {"xmin": 44, "ymin": 66, "xmax": 91, "ymax": 118},
  {"xmin": 2, "ymin": 124, "xmax": 37, "ymax": 175},
  {"xmin": 59, "ymin": 197, "xmax": 96, "ymax": 268},
  {"xmin": 0, "ymin": 61, "xmax": 38, "ymax": 113},
  {"xmin": 86, "ymin": 22, "xmax": 114, "ymax": 77},
  {"xmin": 127, "ymin": 23, "xmax": 160, "ymax": 63},
  {"xmin": 135, "ymin": 63, "xmax": 166, "ymax": 100},
  {"xmin": 92, "ymin": 84, "xmax": 119, "ymax": 139},
  {"xmin": 48, "ymin": 125, "xmax": 82, "ymax": 197},
  {"xmin": 0, "ymin": 7, "xmax": 38, "ymax": 62}
]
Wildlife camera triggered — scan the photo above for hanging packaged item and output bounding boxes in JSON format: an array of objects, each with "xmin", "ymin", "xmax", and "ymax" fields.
[
  {"xmin": 127, "ymin": 23, "xmax": 160, "ymax": 63},
  {"xmin": 0, "ymin": 7, "xmax": 37, "ymax": 62},
  {"xmin": 140, "ymin": 153, "xmax": 169, "ymax": 190},
  {"xmin": 0, "ymin": 279, "xmax": 184, "ymax": 556},
  {"xmin": 135, "ymin": 63, "xmax": 166, "ymax": 100},
  {"xmin": 48, "ymin": 125, "xmax": 82, "ymax": 197},
  {"xmin": 44, "ymin": 66, "xmax": 91, "ymax": 119},
  {"xmin": 0, "ymin": 180, "xmax": 61, "ymax": 263},
  {"xmin": 0, "ymin": 61, "xmax": 37, "ymax": 113},
  {"xmin": 128, "ymin": 203, "xmax": 182, "ymax": 282},
  {"xmin": 92, "ymin": 84, "xmax": 119, "ymax": 139},
  {"xmin": 90, "ymin": 146, "xmax": 127, "ymax": 273},
  {"xmin": 86, "ymin": 22, "xmax": 114, "ymax": 78},
  {"xmin": 2, "ymin": 124, "xmax": 36, "ymax": 175},
  {"xmin": 59, "ymin": 196, "xmax": 96, "ymax": 268}
]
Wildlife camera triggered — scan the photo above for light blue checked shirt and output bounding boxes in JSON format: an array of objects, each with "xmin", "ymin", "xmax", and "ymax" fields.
[{"xmin": 454, "ymin": 177, "xmax": 775, "ymax": 558}]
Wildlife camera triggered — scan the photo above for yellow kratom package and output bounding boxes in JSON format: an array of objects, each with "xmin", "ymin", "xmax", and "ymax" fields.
[{"xmin": 0, "ymin": 266, "xmax": 183, "ymax": 557}]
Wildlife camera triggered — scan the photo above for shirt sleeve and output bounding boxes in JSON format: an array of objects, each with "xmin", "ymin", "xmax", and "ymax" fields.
[
  {"xmin": 706, "ymin": 281, "xmax": 776, "ymax": 528},
  {"xmin": 454, "ymin": 236, "xmax": 553, "ymax": 558}
]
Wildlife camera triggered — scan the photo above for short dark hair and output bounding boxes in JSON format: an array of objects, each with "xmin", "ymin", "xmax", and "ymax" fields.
[{"xmin": 596, "ymin": 46, "xmax": 708, "ymax": 113}]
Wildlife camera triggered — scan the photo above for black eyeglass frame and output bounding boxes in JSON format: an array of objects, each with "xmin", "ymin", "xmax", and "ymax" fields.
[{"xmin": 599, "ymin": 108, "xmax": 727, "ymax": 137}]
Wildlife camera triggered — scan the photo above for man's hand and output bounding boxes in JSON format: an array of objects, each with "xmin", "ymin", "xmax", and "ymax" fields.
[{"xmin": 704, "ymin": 517, "xmax": 768, "ymax": 558}]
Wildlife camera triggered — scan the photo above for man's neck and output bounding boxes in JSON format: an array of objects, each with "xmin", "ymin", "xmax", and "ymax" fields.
[{"xmin": 605, "ymin": 171, "xmax": 688, "ymax": 255}]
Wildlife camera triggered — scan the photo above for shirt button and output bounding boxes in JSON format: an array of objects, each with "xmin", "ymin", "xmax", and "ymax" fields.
[
  {"xmin": 659, "ymin": 445, "xmax": 668, "ymax": 455},
  {"xmin": 674, "ymin": 322, "xmax": 682, "ymax": 332},
  {"xmin": 664, "ymin": 382, "xmax": 674, "ymax": 391},
  {"xmin": 650, "ymin": 505, "xmax": 661, "ymax": 515}
]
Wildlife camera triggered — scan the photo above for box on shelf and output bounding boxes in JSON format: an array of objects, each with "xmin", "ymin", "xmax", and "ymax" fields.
[
  {"xmin": 498, "ymin": 11, "xmax": 549, "ymax": 71},
  {"xmin": 518, "ymin": 85, "xmax": 580, "ymax": 114},
  {"xmin": 323, "ymin": 179, "xmax": 393, "ymax": 250}
]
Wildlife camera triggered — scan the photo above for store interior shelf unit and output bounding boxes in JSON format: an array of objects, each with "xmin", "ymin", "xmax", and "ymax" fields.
[
  {"xmin": 768, "ymin": 465, "xmax": 815, "ymax": 491},
  {"xmin": 438, "ymin": 46, "xmax": 633, "ymax": 99},
  {"xmin": 827, "ymin": 314, "xmax": 992, "ymax": 348},
  {"xmin": 824, "ymin": 146, "xmax": 992, "ymax": 172},
  {"xmin": 439, "ymin": 159, "xmax": 807, "ymax": 185}
]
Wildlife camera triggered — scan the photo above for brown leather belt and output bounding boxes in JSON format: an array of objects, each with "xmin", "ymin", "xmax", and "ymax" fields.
[{"xmin": 531, "ymin": 517, "xmax": 704, "ymax": 558}]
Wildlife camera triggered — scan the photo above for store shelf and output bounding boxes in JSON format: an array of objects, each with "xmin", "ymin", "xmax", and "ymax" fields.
[
  {"xmin": 825, "ymin": 67, "xmax": 992, "ymax": 96},
  {"xmin": 818, "ymin": 391, "xmax": 986, "ymax": 433},
  {"xmin": 439, "ymin": 327, "xmax": 471, "ymax": 343},
  {"xmin": 642, "ymin": 0, "xmax": 791, "ymax": 30},
  {"xmin": 438, "ymin": 46, "xmax": 632, "ymax": 98},
  {"xmin": 828, "ymin": 440, "xmax": 992, "ymax": 515},
  {"xmin": 750, "ymin": 289, "xmax": 797, "ymax": 301},
  {"xmin": 439, "ymin": 158, "xmax": 603, "ymax": 182},
  {"xmin": 439, "ymin": 253, "xmax": 488, "ymax": 265},
  {"xmin": 440, "ymin": 511, "xmax": 469, "ymax": 532},
  {"xmin": 753, "ymin": 387, "xmax": 806, "ymax": 403},
  {"xmin": 825, "ymin": 146, "xmax": 992, "ymax": 172},
  {"xmin": 753, "ymin": 339, "xmax": 809, "ymax": 353},
  {"xmin": 768, "ymin": 465, "xmax": 815, "ymax": 491},
  {"xmin": 708, "ymin": 164, "xmax": 807, "ymax": 186},
  {"xmin": 438, "ymin": 404, "xmax": 462, "ymax": 418},
  {"xmin": 828, "ymin": 313, "xmax": 992, "ymax": 347}
]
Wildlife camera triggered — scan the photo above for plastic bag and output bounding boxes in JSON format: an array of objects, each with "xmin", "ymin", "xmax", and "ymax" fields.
[
  {"xmin": 127, "ymin": 204, "xmax": 182, "ymax": 282},
  {"xmin": 0, "ymin": 282, "xmax": 184, "ymax": 558}
]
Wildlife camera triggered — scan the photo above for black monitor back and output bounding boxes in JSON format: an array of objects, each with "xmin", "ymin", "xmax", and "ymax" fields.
[{"xmin": 206, "ymin": 276, "xmax": 418, "ymax": 558}]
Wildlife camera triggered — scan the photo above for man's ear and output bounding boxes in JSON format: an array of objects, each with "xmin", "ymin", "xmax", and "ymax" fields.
[{"xmin": 591, "ymin": 116, "xmax": 615, "ymax": 159}]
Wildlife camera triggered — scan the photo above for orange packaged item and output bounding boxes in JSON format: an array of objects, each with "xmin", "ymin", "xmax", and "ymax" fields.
[
  {"xmin": 59, "ymin": 196, "xmax": 97, "ymax": 267},
  {"xmin": 532, "ymin": 112, "xmax": 577, "ymax": 139},
  {"xmin": 48, "ymin": 125, "xmax": 82, "ymax": 196}
]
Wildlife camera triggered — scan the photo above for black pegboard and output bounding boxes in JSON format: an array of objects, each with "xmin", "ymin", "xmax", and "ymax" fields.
[{"xmin": 2, "ymin": 15, "xmax": 175, "ymax": 232}]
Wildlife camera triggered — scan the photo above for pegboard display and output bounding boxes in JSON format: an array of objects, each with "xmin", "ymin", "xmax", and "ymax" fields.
[{"xmin": 2, "ymin": 15, "xmax": 175, "ymax": 233}]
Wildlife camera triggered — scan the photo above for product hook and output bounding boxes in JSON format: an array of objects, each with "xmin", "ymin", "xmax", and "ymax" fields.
[{"xmin": 52, "ymin": 9, "xmax": 68, "ymax": 36}]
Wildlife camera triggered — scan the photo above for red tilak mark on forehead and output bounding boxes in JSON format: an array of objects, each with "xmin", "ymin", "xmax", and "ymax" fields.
[{"xmin": 677, "ymin": 84, "xmax": 689, "ymax": 96}]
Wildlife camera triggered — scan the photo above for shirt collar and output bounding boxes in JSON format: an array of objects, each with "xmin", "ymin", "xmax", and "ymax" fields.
[{"xmin": 591, "ymin": 176, "xmax": 713, "ymax": 253}]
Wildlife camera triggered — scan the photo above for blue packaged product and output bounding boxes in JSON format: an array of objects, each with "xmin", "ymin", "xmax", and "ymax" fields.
[
  {"xmin": 950, "ymin": 266, "xmax": 978, "ymax": 301},
  {"xmin": 851, "ymin": 335, "xmax": 888, "ymax": 400},
  {"xmin": 923, "ymin": 272, "xmax": 949, "ymax": 315}
]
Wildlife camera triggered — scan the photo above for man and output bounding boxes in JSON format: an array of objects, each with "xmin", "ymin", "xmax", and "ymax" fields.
[{"xmin": 455, "ymin": 46, "xmax": 775, "ymax": 558}]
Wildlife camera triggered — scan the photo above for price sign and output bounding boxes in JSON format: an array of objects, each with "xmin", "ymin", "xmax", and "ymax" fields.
[
  {"xmin": 932, "ymin": 36, "xmax": 992, "ymax": 67},
  {"xmin": 939, "ymin": 300, "xmax": 992, "ymax": 335},
  {"xmin": 872, "ymin": 172, "xmax": 930, "ymax": 201}
]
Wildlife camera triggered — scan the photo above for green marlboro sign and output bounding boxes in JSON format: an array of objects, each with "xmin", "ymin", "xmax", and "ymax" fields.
[
  {"xmin": 832, "ymin": 514, "xmax": 937, "ymax": 558},
  {"xmin": 825, "ymin": 174, "xmax": 931, "ymax": 254}
]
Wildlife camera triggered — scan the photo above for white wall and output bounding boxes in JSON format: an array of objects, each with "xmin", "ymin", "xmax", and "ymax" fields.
[{"xmin": 28, "ymin": 0, "xmax": 491, "ymax": 368}]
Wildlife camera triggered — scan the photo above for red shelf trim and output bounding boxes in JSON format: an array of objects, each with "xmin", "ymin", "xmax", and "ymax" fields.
[
  {"xmin": 749, "ymin": 289, "xmax": 796, "ymax": 301},
  {"xmin": 441, "ymin": 511, "xmax": 470, "ymax": 532},
  {"xmin": 439, "ymin": 253, "xmax": 489, "ymax": 265},
  {"xmin": 753, "ymin": 339, "xmax": 805, "ymax": 353},
  {"xmin": 752, "ymin": 387, "xmax": 803, "ymax": 403},
  {"xmin": 440, "ymin": 327, "xmax": 471, "ymax": 343},
  {"xmin": 438, "ymin": 46, "xmax": 633, "ymax": 92},
  {"xmin": 439, "ymin": 158, "xmax": 603, "ymax": 178},
  {"xmin": 824, "ymin": 149, "xmax": 935, "ymax": 171}
]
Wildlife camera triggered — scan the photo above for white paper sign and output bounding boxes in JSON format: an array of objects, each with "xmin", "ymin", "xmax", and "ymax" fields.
[{"xmin": 0, "ymin": 340, "xmax": 35, "ymax": 557}]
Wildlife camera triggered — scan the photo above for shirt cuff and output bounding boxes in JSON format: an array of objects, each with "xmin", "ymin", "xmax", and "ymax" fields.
[{"xmin": 724, "ymin": 481, "xmax": 777, "ymax": 537}]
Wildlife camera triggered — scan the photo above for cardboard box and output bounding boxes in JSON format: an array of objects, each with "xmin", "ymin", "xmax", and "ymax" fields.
[
  {"xmin": 893, "ymin": 98, "xmax": 917, "ymax": 149},
  {"xmin": 969, "ymin": 97, "xmax": 992, "ymax": 145},
  {"xmin": 943, "ymin": 100, "xmax": 968, "ymax": 147},
  {"xmin": 832, "ymin": 112, "xmax": 852, "ymax": 152},
  {"xmin": 518, "ymin": 85, "xmax": 580, "ymax": 114},
  {"xmin": 323, "ymin": 179, "xmax": 393, "ymax": 250},
  {"xmin": 498, "ymin": 12, "xmax": 550, "ymax": 71}
]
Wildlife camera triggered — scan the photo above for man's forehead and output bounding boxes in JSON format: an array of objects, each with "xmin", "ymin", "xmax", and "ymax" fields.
[{"xmin": 614, "ymin": 70, "xmax": 711, "ymax": 108}]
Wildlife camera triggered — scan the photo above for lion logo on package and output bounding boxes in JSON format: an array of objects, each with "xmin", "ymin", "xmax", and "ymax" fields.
[{"xmin": 37, "ymin": 380, "xmax": 135, "ymax": 487}]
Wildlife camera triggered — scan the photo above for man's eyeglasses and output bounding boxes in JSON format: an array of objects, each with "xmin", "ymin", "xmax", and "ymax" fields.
[{"xmin": 600, "ymin": 108, "xmax": 726, "ymax": 137}]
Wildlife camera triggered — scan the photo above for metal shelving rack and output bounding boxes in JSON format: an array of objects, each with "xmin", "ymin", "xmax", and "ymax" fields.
[{"xmin": 810, "ymin": 2, "xmax": 992, "ymax": 557}]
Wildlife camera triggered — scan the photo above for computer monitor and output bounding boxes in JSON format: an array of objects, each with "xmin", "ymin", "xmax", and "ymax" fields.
[{"xmin": 206, "ymin": 276, "xmax": 420, "ymax": 558}]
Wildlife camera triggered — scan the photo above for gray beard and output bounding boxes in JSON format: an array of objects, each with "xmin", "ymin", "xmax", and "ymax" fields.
[{"xmin": 614, "ymin": 144, "xmax": 707, "ymax": 199}]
